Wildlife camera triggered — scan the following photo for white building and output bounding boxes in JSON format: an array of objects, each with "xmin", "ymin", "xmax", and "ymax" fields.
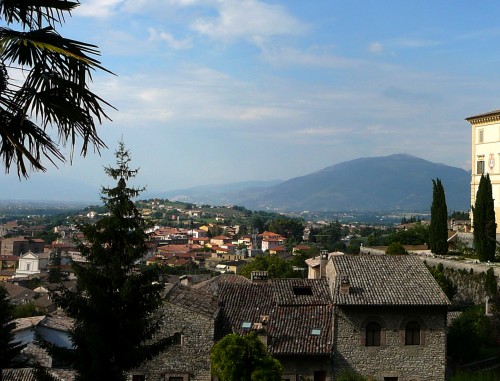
[{"xmin": 466, "ymin": 110, "xmax": 500, "ymax": 233}]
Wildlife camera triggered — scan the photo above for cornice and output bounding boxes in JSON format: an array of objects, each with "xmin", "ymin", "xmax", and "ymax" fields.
[{"xmin": 466, "ymin": 111, "xmax": 500, "ymax": 125}]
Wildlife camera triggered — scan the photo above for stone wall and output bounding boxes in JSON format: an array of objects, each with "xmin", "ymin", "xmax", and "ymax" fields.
[
  {"xmin": 132, "ymin": 302, "xmax": 215, "ymax": 381},
  {"xmin": 333, "ymin": 306, "xmax": 447, "ymax": 381},
  {"xmin": 278, "ymin": 355, "xmax": 333, "ymax": 381}
]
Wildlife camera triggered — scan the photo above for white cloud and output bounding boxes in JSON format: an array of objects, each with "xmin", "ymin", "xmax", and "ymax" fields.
[
  {"xmin": 368, "ymin": 42, "xmax": 383, "ymax": 54},
  {"xmin": 148, "ymin": 28, "xmax": 192, "ymax": 50},
  {"xmin": 190, "ymin": 0, "xmax": 307, "ymax": 44},
  {"xmin": 77, "ymin": 0, "xmax": 123, "ymax": 18}
]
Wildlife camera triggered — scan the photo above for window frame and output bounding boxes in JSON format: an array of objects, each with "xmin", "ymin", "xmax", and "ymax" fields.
[
  {"xmin": 365, "ymin": 321, "xmax": 381, "ymax": 347},
  {"xmin": 404, "ymin": 321, "xmax": 421, "ymax": 346}
]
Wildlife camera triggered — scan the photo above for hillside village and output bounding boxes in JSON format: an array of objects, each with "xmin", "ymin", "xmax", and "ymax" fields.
[{"xmin": 1, "ymin": 193, "xmax": 499, "ymax": 381}]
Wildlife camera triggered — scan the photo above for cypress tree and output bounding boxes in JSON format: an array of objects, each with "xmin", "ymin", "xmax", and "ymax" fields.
[
  {"xmin": 429, "ymin": 178, "xmax": 449, "ymax": 255},
  {"xmin": 473, "ymin": 174, "xmax": 497, "ymax": 262},
  {"xmin": 56, "ymin": 142, "xmax": 171, "ymax": 381}
]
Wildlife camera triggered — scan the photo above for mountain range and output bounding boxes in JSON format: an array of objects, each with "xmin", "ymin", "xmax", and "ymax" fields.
[
  {"xmin": 0, "ymin": 154, "xmax": 471, "ymax": 212},
  {"xmin": 154, "ymin": 154, "xmax": 471, "ymax": 212}
]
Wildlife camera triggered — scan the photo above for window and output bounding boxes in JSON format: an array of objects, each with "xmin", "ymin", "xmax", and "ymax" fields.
[
  {"xmin": 242, "ymin": 321, "xmax": 252, "ymax": 329},
  {"xmin": 311, "ymin": 328, "xmax": 321, "ymax": 336},
  {"xmin": 164, "ymin": 374, "xmax": 189, "ymax": 381},
  {"xmin": 405, "ymin": 321, "xmax": 420, "ymax": 345},
  {"xmin": 479, "ymin": 129, "xmax": 484, "ymax": 143},
  {"xmin": 132, "ymin": 376, "xmax": 145, "ymax": 381},
  {"xmin": 366, "ymin": 322, "xmax": 381, "ymax": 346},
  {"xmin": 477, "ymin": 160, "xmax": 485, "ymax": 174},
  {"xmin": 293, "ymin": 286, "xmax": 313, "ymax": 296},
  {"xmin": 173, "ymin": 332, "xmax": 183, "ymax": 346}
]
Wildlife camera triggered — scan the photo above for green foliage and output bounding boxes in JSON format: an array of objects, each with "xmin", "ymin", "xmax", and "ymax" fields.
[
  {"xmin": 240, "ymin": 255, "xmax": 303, "ymax": 279},
  {"xmin": 484, "ymin": 268, "xmax": 498, "ymax": 297},
  {"xmin": 385, "ymin": 223, "xmax": 429, "ymax": 246},
  {"xmin": 473, "ymin": 174, "xmax": 497, "ymax": 262},
  {"xmin": 448, "ymin": 305, "xmax": 496, "ymax": 364},
  {"xmin": 427, "ymin": 264, "xmax": 457, "ymax": 300},
  {"xmin": 266, "ymin": 217, "xmax": 304, "ymax": 243},
  {"xmin": 11, "ymin": 302, "xmax": 40, "ymax": 318},
  {"xmin": 55, "ymin": 142, "xmax": 171, "ymax": 381},
  {"xmin": 210, "ymin": 333, "xmax": 282, "ymax": 381},
  {"xmin": 430, "ymin": 178, "xmax": 449, "ymax": 255},
  {"xmin": 450, "ymin": 210, "xmax": 470, "ymax": 221},
  {"xmin": 449, "ymin": 371, "xmax": 500, "ymax": 381},
  {"xmin": 48, "ymin": 249, "xmax": 63, "ymax": 284},
  {"xmin": 336, "ymin": 370, "xmax": 368, "ymax": 381},
  {"xmin": 385, "ymin": 242, "xmax": 408, "ymax": 256},
  {"xmin": 0, "ymin": 0, "xmax": 112, "ymax": 176},
  {"xmin": 0, "ymin": 284, "xmax": 26, "ymax": 369},
  {"xmin": 309, "ymin": 221, "xmax": 344, "ymax": 250}
]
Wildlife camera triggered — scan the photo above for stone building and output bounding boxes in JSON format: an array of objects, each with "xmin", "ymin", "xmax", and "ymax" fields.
[
  {"xmin": 134, "ymin": 283, "xmax": 219, "ymax": 381},
  {"xmin": 327, "ymin": 255, "xmax": 450, "ymax": 381},
  {"xmin": 216, "ymin": 277, "xmax": 333, "ymax": 381}
]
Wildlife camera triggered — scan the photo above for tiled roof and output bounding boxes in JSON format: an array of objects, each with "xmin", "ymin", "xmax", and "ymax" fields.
[
  {"xmin": 166, "ymin": 283, "xmax": 219, "ymax": 318},
  {"xmin": 216, "ymin": 279, "xmax": 333, "ymax": 355},
  {"xmin": 2, "ymin": 368, "xmax": 76, "ymax": 381},
  {"xmin": 331, "ymin": 255, "xmax": 450, "ymax": 306},
  {"xmin": 272, "ymin": 278, "xmax": 331, "ymax": 306},
  {"xmin": 268, "ymin": 305, "xmax": 333, "ymax": 355},
  {"xmin": 192, "ymin": 274, "xmax": 251, "ymax": 295}
]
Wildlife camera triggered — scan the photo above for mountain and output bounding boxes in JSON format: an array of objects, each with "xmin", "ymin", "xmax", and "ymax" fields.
[{"xmin": 230, "ymin": 154, "xmax": 470, "ymax": 212}]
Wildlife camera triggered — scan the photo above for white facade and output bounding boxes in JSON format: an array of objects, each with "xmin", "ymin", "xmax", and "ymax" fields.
[
  {"xmin": 15, "ymin": 251, "xmax": 49, "ymax": 277},
  {"xmin": 467, "ymin": 110, "xmax": 500, "ymax": 233}
]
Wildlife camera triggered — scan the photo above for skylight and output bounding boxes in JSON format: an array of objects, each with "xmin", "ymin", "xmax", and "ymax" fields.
[
  {"xmin": 293, "ymin": 286, "xmax": 313, "ymax": 296},
  {"xmin": 311, "ymin": 328, "xmax": 321, "ymax": 336},
  {"xmin": 242, "ymin": 321, "xmax": 252, "ymax": 329}
]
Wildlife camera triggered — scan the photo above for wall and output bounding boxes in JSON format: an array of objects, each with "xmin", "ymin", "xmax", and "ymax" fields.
[
  {"xmin": 133, "ymin": 301, "xmax": 215, "ymax": 381},
  {"xmin": 278, "ymin": 355, "xmax": 332, "ymax": 381},
  {"xmin": 333, "ymin": 306, "xmax": 447, "ymax": 381}
]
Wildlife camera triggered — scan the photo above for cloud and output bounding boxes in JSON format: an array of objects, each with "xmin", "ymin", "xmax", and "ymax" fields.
[
  {"xmin": 390, "ymin": 37, "xmax": 441, "ymax": 49},
  {"xmin": 190, "ymin": 0, "xmax": 307, "ymax": 44},
  {"xmin": 368, "ymin": 42, "xmax": 384, "ymax": 54},
  {"xmin": 260, "ymin": 45, "xmax": 362, "ymax": 69},
  {"xmin": 77, "ymin": 0, "xmax": 123, "ymax": 18},
  {"xmin": 148, "ymin": 28, "xmax": 192, "ymax": 50}
]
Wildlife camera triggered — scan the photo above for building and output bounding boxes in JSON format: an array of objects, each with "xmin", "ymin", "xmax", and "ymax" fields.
[
  {"xmin": 466, "ymin": 110, "xmax": 500, "ymax": 232},
  {"xmin": 326, "ymin": 255, "xmax": 450, "ymax": 381}
]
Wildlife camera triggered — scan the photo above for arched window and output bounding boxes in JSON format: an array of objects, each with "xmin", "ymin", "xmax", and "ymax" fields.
[
  {"xmin": 366, "ymin": 322, "xmax": 381, "ymax": 346},
  {"xmin": 405, "ymin": 321, "xmax": 420, "ymax": 345}
]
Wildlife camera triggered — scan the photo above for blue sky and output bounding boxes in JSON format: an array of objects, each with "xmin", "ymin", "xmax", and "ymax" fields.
[{"xmin": 8, "ymin": 0, "xmax": 500, "ymax": 193}]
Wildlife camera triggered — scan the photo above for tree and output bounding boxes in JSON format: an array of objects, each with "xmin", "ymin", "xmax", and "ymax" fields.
[
  {"xmin": 0, "ymin": 1, "xmax": 113, "ymax": 177},
  {"xmin": 386, "ymin": 242, "xmax": 408, "ymax": 256},
  {"xmin": 0, "ymin": 284, "xmax": 26, "ymax": 380},
  {"xmin": 472, "ymin": 174, "xmax": 497, "ymax": 262},
  {"xmin": 55, "ymin": 142, "xmax": 170, "ymax": 381},
  {"xmin": 429, "ymin": 178, "xmax": 449, "ymax": 255},
  {"xmin": 47, "ymin": 248, "xmax": 63, "ymax": 283},
  {"xmin": 211, "ymin": 333, "xmax": 282, "ymax": 381},
  {"xmin": 266, "ymin": 217, "xmax": 304, "ymax": 243}
]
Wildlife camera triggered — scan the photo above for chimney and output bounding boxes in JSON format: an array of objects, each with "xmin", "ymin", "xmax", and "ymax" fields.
[
  {"xmin": 320, "ymin": 250, "xmax": 329, "ymax": 278},
  {"xmin": 340, "ymin": 275, "xmax": 350, "ymax": 294},
  {"xmin": 251, "ymin": 271, "xmax": 269, "ymax": 283}
]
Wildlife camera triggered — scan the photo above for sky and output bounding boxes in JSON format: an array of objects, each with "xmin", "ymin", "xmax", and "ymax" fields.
[{"xmin": 6, "ymin": 0, "xmax": 500, "ymax": 194}]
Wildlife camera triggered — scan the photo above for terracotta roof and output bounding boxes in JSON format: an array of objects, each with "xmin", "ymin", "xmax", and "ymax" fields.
[
  {"xmin": 330, "ymin": 255, "xmax": 450, "ymax": 306},
  {"xmin": 272, "ymin": 278, "xmax": 331, "ymax": 306},
  {"xmin": 2, "ymin": 368, "xmax": 76, "ymax": 381}
]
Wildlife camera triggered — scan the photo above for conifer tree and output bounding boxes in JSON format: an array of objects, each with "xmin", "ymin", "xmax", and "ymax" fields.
[
  {"xmin": 473, "ymin": 174, "xmax": 497, "ymax": 262},
  {"xmin": 429, "ymin": 178, "xmax": 449, "ymax": 255},
  {"xmin": 56, "ymin": 142, "xmax": 170, "ymax": 381},
  {"xmin": 0, "ymin": 284, "xmax": 26, "ymax": 381}
]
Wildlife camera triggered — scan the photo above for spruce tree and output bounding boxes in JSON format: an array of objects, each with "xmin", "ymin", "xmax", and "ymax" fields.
[
  {"xmin": 57, "ymin": 142, "xmax": 170, "ymax": 381},
  {"xmin": 0, "ymin": 284, "xmax": 26, "ymax": 381},
  {"xmin": 429, "ymin": 178, "xmax": 449, "ymax": 255},
  {"xmin": 473, "ymin": 174, "xmax": 497, "ymax": 262}
]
